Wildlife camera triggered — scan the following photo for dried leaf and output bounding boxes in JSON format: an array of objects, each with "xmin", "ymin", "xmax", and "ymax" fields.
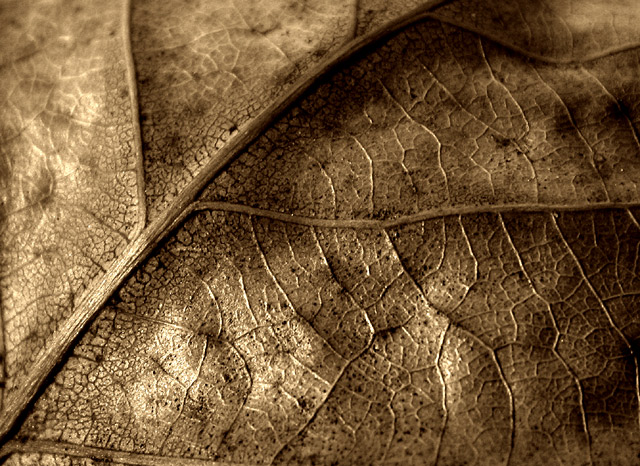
[{"xmin": 2, "ymin": 0, "xmax": 640, "ymax": 464}]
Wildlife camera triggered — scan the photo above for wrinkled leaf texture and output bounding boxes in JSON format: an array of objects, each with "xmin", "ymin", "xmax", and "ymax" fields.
[{"xmin": 2, "ymin": 0, "xmax": 640, "ymax": 464}]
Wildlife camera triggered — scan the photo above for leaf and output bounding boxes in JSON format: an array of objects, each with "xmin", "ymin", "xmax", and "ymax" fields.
[{"xmin": 2, "ymin": 0, "xmax": 640, "ymax": 464}]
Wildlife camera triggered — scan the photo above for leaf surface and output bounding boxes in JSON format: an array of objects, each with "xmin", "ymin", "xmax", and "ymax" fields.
[
  {"xmin": 0, "ymin": 0, "xmax": 145, "ymax": 418},
  {"xmin": 2, "ymin": 0, "xmax": 640, "ymax": 464},
  {"xmin": 0, "ymin": 0, "xmax": 428, "ymax": 442}
]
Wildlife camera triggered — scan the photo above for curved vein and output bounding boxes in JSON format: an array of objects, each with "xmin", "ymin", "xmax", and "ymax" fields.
[
  {"xmin": 428, "ymin": 13, "xmax": 640, "ymax": 64},
  {"xmin": 188, "ymin": 201, "xmax": 640, "ymax": 229}
]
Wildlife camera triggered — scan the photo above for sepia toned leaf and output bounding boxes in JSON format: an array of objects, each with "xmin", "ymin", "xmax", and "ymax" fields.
[{"xmin": 2, "ymin": 0, "xmax": 640, "ymax": 464}]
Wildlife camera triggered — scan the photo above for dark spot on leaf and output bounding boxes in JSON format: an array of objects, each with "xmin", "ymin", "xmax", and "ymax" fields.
[
  {"xmin": 493, "ymin": 135, "xmax": 512, "ymax": 148},
  {"xmin": 607, "ymin": 99, "xmax": 630, "ymax": 120}
]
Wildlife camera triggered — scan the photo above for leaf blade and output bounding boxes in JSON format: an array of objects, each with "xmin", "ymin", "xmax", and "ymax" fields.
[{"xmin": 4, "ymin": 0, "xmax": 640, "ymax": 464}]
